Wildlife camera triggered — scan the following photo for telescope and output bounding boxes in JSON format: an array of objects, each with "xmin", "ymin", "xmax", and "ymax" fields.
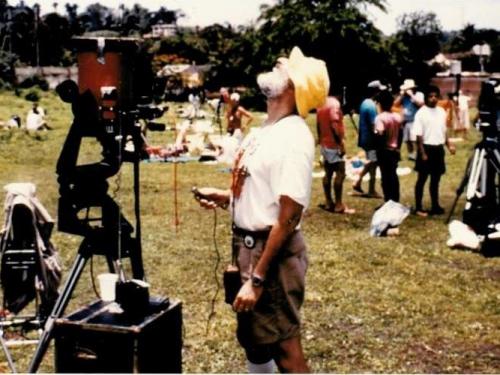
[{"xmin": 28, "ymin": 37, "xmax": 181, "ymax": 373}]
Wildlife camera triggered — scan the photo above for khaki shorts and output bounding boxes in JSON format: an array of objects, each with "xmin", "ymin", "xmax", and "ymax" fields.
[
  {"xmin": 234, "ymin": 230, "xmax": 308, "ymax": 347},
  {"xmin": 402, "ymin": 121, "xmax": 416, "ymax": 142}
]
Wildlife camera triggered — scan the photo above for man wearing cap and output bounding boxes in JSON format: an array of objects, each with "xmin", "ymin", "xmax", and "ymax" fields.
[
  {"xmin": 193, "ymin": 47, "xmax": 329, "ymax": 373},
  {"xmin": 394, "ymin": 79, "xmax": 424, "ymax": 160},
  {"xmin": 352, "ymin": 80, "xmax": 385, "ymax": 197}
]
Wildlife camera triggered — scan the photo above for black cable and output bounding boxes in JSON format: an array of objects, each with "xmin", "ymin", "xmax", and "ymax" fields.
[{"xmin": 206, "ymin": 208, "xmax": 221, "ymax": 334}]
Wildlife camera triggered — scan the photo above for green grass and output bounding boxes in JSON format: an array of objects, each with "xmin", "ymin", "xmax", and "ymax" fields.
[{"xmin": 0, "ymin": 90, "xmax": 499, "ymax": 373}]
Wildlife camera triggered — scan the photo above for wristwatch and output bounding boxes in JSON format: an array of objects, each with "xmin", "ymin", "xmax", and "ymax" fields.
[{"xmin": 251, "ymin": 274, "xmax": 265, "ymax": 288}]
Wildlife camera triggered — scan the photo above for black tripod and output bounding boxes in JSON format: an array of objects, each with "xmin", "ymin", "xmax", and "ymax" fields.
[
  {"xmin": 446, "ymin": 133, "xmax": 500, "ymax": 238},
  {"xmin": 28, "ymin": 81, "xmax": 145, "ymax": 372}
]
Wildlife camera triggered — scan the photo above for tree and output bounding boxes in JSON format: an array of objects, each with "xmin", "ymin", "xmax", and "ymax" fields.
[
  {"xmin": 39, "ymin": 12, "xmax": 71, "ymax": 65},
  {"xmin": 251, "ymin": 0, "xmax": 390, "ymax": 108},
  {"xmin": 391, "ymin": 11, "xmax": 443, "ymax": 85},
  {"xmin": 150, "ymin": 6, "xmax": 178, "ymax": 25},
  {"xmin": 81, "ymin": 3, "xmax": 114, "ymax": 31},
  {"xmin": 8, "ymin": 4, "xmax": 36, "ymax": 64}
]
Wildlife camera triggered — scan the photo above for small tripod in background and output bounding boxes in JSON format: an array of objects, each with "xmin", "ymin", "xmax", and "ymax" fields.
[{"xmin": 446, "ymin": 122, "xmax": 500, "ymax": 254}]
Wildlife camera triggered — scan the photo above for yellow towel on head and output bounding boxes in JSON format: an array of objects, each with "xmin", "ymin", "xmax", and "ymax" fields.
[{"xmin": 286, "ymin": 47, "xmax": 330, "ymax": 118}]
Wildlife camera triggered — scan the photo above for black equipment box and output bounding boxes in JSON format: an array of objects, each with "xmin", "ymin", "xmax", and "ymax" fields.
[{"xmin": 54, "ymin": 298, "xmax": 182, "ymax": 373}]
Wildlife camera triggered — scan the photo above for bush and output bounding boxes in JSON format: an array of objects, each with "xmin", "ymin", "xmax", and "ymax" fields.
[
  {"xmin": 240, "ymin": 87, "xmax": 266, "ymax": 112},
  {"xmin": 0, "ymin": 78, "xmax": 13, "ymax": 91},
  {"xmin": 19, "ymin": 75, "xmax": 49, "ymax": 91},
  {"xmin": 25, "ymin": 90, "xmax": 40, "ymax": 102}
]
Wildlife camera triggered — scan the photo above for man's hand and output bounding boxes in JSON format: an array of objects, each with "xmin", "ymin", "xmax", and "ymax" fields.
[
  {"xmin": 192, "ymin": 187, "xmax": 230, "ymax": 209},
  {"xmin": 339, "ymin": 141, "xmax": 346, "ymax": 157},
  {"xmin": 232, "ymin": 279, "xmax": 263, "ymax": 313},
  {"xmin": 421, "ymin": 152, "xmax": 428, "ymax": 162}
]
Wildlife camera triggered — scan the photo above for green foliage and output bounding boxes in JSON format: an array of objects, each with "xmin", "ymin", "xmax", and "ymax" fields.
[
  {"xmin": 24, "ymin": 89, "xmax": 40, "ymax": 101},
  {"xmin": 18, "ymin": 75, "xmax": 49, "ymax": 91},
  {"xmin": 443, "ymin": 24, "xmax": 500, "ymax": 73},
  {"xmin": 391, "ymin": 11, "xmax": 443, "ymax": 85},
  {"xmin": 253, "ymin": 0, "xmax": 392, "ymax": 106},
  {"xmin": 1, "ymin": 0, "xmax": 500, "ymax": 108},
  {"xmin": 0, "ymin": 50, "xmax": 17, "ymax": 85}
]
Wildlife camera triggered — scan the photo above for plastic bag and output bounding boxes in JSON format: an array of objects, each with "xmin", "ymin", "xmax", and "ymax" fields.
[{"xmin": 370, "ymin": 200, "xmax": 410, "ymax": 237}]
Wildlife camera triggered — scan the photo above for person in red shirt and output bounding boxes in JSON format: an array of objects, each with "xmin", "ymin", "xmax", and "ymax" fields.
[{"xmin": 317, "ymin": 96, "xmax": 355, "ymax": 214}]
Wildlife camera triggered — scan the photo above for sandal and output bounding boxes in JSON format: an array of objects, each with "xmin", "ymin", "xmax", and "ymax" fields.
[
  {"xmin": 413, "ymin": 208, "xmax": 428, "ymax": 217},
  {"xmin": 318, "ymin": 203, "xmax": 335, "ymax": 213},
  {"xmin": 334, "ymin": 205, "xmax": 356, "ymax": 214}
]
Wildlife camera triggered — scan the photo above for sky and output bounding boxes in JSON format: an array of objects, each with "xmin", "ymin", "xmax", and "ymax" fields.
[{"xmin": 17, "ymin": 0, "xmax": 500, "ymax": 35}]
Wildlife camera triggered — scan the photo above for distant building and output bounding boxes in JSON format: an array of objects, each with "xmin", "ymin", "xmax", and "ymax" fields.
[
  {"xmin": 144, "ymin": 23, "xmax": 177, "ymax": 39},
  {"xmin": 428, "ymin": 51, "xmax": 496, "ymax": 107},
  {"xmin": 15, "ymin": 66, "xmax": 78, "ymax": 89}
]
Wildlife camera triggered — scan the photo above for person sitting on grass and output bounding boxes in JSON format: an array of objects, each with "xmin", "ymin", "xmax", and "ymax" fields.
[
  {"xmin": 413, "ymin": 85, "xmax": 456, "ymax": 217},
  {"xmin": 26, "ymin": 102, "xmax": 52, "ymax": 131}
]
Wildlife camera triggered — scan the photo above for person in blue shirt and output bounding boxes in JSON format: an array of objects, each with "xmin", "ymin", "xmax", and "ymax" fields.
[
  {"xmin": 352, "ymin": 80, "xmax": 385, "ymax": 197},
  {"xmin": 394, "ymin": 79, "xmax": 424, "ymax": 160}
]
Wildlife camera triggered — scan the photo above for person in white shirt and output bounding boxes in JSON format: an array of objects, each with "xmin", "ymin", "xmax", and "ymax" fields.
[
  {"xmin": 193, "ymin": 47, "xmax": 329, "ymax": 373},
  {"xmin": 26, "ymin": 102, "xmax": 51, "ymax": 131},
  {"xmin": 413, "ymin": 85, "xmax": 455, "ymax": 216}
]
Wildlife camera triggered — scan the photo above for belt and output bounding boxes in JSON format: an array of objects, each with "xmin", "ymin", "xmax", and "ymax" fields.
[{"xmin": 232, "ymin": 224, "xmax": 271, "ymax": 240}]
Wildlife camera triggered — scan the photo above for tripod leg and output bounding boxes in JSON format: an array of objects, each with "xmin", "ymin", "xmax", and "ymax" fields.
[
  {"xmin": 28, "ymin": 252, "xmax": 89, "ymax": 373},
  {"xmin": 0, "ymin": 329, "xmax": 17, "ymax": 373},
  {"xmin": 446, "ymin": 156, "xmax": 473, "ymax": 223},
  {"xmin": 467, "ymin": 149, "xmax": 486, "ymax": 200}
]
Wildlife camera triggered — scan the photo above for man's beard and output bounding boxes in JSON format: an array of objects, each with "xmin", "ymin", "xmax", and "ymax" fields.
[{"xmin": 257, "ymin": 69, "xmax": 290, "ymax": 99}]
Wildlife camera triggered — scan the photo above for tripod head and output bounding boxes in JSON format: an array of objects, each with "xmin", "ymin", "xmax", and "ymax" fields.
[{"xmin": 476, "ymin": 79, "xmax": 500, "ymax": 140}]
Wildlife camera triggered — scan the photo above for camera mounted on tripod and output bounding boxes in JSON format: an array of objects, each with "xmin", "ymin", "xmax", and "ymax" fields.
[
  {"xmin": 450, "ymin": 78, "xmax": 500, "ymax": 254},
  {"xmin": 28, "ymin": 37, "xmax": 179, "ymax": 373},
  {"xmin": 476, "ymin": 78, "xmax": 500, "ymax": 139},
  {"xmin": 55, "ymin": 37, "xmax": 167, "ymax": 239}
]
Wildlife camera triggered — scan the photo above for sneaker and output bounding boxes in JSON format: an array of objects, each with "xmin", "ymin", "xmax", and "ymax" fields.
[{"xmin": 429, "ymin": 206, "xmax": 445, "ymax": 215}]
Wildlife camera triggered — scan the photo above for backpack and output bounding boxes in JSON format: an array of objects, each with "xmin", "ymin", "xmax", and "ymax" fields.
[{"xmin": 0, "ymin": 183, "xmax": 62, "ymax": 318}]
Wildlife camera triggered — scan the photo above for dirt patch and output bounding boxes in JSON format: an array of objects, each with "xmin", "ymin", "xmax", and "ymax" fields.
[{"xmin": 400, "ymin": 338, "xmax": 500, "ymax": 373}]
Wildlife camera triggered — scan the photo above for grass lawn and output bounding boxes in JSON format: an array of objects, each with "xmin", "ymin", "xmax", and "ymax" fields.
[{"xmin": 0, "ymin": 89, "xmax": 499, "ymax": 373}]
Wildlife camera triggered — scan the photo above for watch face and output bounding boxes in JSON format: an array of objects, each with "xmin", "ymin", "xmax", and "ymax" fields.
[{"xmin": 252, "ymin": 275, "xmax": 263, "ymax": 287}]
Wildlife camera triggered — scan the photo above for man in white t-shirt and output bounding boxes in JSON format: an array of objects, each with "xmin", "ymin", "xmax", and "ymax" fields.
[
  {"xmin": 194, "ymin": 47, "xmax": 329, "ymax": 373},
  {"xmin": 413, "ymin": 85, "xmax": 455, "ymax": 216}
]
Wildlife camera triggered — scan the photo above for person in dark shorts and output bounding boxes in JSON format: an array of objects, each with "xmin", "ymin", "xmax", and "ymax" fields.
[{"xmin": 413, "ymin": 85, "xmax": 456, "ymax": 216}]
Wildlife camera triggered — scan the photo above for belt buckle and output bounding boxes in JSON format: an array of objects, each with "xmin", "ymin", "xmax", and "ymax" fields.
[{"xmin": 243, "ymin": 234, "xmax": 255, "ymax": 249}]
